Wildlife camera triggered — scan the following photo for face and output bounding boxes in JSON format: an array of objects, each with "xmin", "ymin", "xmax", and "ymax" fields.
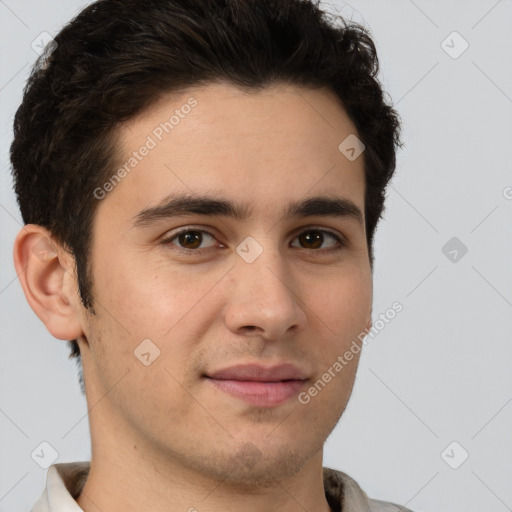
[{"xmin": 78, "ymin": 81, "xmax": 372, "ymax": 487}]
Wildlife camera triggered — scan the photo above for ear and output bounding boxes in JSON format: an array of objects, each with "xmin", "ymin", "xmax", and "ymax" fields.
[{"xmin": 13, "ymin": 225, "xmax": 84, "ymax": 340}]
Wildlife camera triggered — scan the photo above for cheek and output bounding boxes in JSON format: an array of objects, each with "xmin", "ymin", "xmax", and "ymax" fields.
[
  {"xmin": 308, "ymin": 267, "xmax": 372, "ymax": 339},
  {"xmin": 299, "ymin": 272, "xmax": 369, "ymax": 414},
  {"xmin": 93, "ymin": 247, "xmax": 227, "ymax": 341},
  {"xmin": 298, "ymin": 269, "xmax": 371, "ymax": 378}
]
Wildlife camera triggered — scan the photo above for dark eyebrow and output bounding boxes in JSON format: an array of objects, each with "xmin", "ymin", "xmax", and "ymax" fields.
[
  {"xmin": 285, "ymin": 196, "xmax": 363, "ymax": 225},
  {"xmin": 131, "ymin": 193, "xmax": 363, "ymax": 228}
]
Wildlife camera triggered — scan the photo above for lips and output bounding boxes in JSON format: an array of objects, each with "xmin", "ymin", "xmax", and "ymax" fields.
[
  {"xmin": 204, "ymin": 363, "xmax": 309, "ymax": 407},
  {"xmin": 206, "ymin": 363, "xmax": 308, "ymax": 381}
]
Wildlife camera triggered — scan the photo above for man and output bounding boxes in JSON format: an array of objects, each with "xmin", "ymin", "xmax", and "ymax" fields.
[{"xmin": 11, "ymin": 0, "xmax": 407, "ymax": 510}]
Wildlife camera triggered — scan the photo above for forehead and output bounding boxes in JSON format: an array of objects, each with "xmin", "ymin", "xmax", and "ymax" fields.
[
  {"xmin": 117, "ymin": 80, "xmax": 360, "ymax": 159},
  {"xmin": 97, "ymin": 81, "xmax": 366, "ymax": 225}
]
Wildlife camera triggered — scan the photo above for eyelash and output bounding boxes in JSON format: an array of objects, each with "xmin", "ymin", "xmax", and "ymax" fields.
[{"xmin": 160, "ymin": 226, "xmax": 346, "ymax": 256}]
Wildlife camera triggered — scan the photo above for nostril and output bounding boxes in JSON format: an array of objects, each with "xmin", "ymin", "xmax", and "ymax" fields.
[
  {"xmin": 240, "ymin": 325, "xmax": 265, "ymax": 336},
  {"xmin": 241, "ymin": 325, "xmax": 258, "ymax": 332}
]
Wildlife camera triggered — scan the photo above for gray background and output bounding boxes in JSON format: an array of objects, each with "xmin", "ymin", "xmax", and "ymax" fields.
[{"xmin": 1, "ymin": 1, "xmax": 511, "ymax": 511}]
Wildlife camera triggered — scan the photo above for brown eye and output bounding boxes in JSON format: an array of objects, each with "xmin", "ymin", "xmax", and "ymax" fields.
[
  {"xmin": 162, "ymin": 229, "xmax": 218, "ymax": 253},
  {"xmin": 177, "ymin": 231, "xmax": 203, "ymax": 249},
  {"xmin": 292, "ymin": 229, "xmax": 343, "ymax": 251},
  {"xmin": 298, "ymin": 231, "xmax": 323, "ymax": 249}
]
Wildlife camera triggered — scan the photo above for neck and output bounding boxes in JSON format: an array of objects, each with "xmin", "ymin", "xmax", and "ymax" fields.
[{"xmin": 76, "ymin": 434, "xmax": 332, "ymax": 512}]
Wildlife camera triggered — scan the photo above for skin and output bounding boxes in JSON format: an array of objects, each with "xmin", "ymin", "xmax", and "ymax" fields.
[{"xmin": 14, "ymin": 81, "xmax": 373, "ymax": 512}]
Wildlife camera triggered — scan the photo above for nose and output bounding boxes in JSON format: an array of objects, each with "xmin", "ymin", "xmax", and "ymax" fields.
[{"xmin": 223, "ymin": 244, "xmax": 307, "ymax": 341}]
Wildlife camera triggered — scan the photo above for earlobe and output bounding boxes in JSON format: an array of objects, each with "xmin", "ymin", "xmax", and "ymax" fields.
[{"xmin": 13, "ymin": 225, "xmax": 84, "ymax": 341}]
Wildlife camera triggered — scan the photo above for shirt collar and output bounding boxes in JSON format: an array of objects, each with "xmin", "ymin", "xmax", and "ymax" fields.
[{"xmin": 31, "ymin": 462, "xmax": 89, "ymax": 512}]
